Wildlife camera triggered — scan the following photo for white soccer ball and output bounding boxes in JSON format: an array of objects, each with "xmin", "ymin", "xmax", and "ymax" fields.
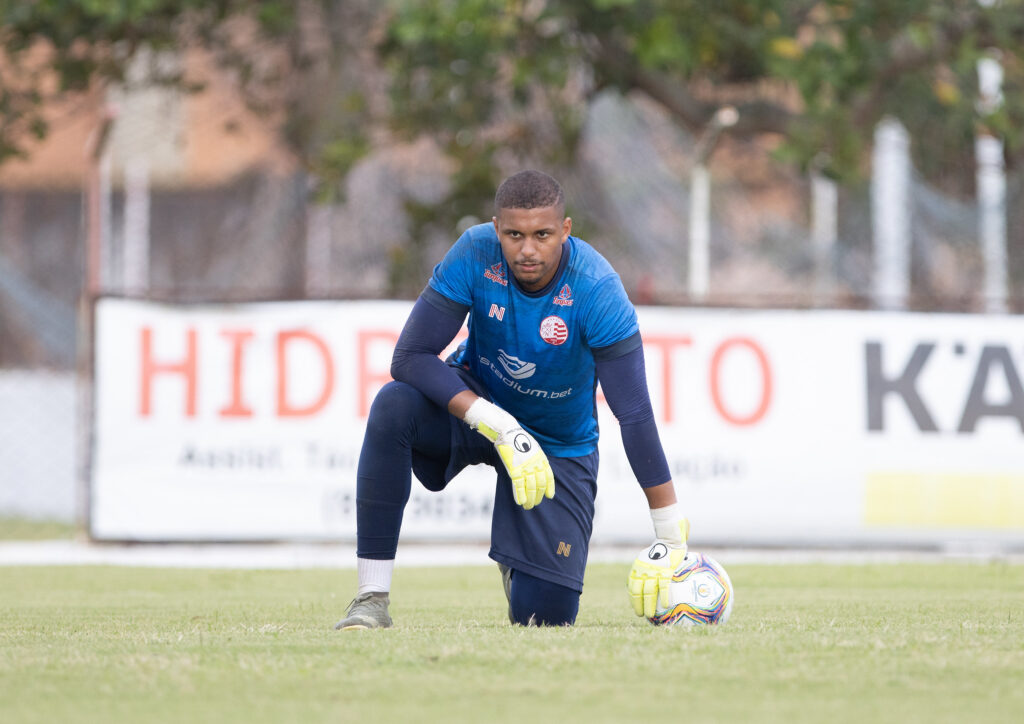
[{"xmin": 647, "ymin": 551, "xmax": 734, "ymax": 627}]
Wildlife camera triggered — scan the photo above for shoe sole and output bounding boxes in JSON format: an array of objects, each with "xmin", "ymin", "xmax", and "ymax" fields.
[{"xmin": 336, "ymin": 619, "xmax": 391, "ymax": 630}]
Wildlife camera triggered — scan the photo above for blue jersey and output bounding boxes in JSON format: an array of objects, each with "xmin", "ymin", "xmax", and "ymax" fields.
[{"xmin": 427, "ymin": 223, "xmax": 640, "ymax": 457}]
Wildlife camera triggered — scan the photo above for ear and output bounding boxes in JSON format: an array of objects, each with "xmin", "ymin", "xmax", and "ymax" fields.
[
  {"xmin": 561, "ymin": 216, "xmax": 572, "ymax": 242},
  {"xmin": 493, "ymin": 216, "xmax": 500, "ymax": 235}
]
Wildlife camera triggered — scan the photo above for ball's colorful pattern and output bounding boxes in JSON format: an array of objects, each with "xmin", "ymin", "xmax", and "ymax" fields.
[{"xmin": 649, "ymin": 553, "xmax": 733, "ymax": 626}]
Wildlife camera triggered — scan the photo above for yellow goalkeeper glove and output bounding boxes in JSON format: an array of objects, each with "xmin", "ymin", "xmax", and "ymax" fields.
[
  {"xmin": 463, "ymin": 398, "xmax": 555, "ymax": 510},
  {"xmin": 627, "ymin": 509, "xmax": 690, "ymax": 618}
]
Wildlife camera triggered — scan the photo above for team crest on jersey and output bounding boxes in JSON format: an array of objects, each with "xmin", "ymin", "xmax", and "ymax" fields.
[
  {"xmin": 484, "ymin": 262, "xmax": 508, "ymax": 286},
  {"xmin": 553, "ymin": 284, "xmax": 574, "ymax": 307},
  {"xmin": 539, "ymin": 315, "xmax": 569, "ymax": 346}
]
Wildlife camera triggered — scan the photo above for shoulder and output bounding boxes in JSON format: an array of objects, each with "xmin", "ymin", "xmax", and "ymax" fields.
[
  {"xmin": 457, "ymin": 222, "xmax": 499, "ymax": 250},
  {"xmin": 439, "ymin": 223, "xmax": 500, "ymax": 269},
  {"xmin": 565, "ymin": 236, "xmax": 627, "ymax": 299},
  {"xmin": 429, "ymin": 223, "xmax": 503, "ymax": 304},
  {"xmin": 567, "ymin": 236, "xmax": 618, "ymax": 283},
  {"xmin": 564, "ymin": 237, "xmax": 638, "ymax": 345}
]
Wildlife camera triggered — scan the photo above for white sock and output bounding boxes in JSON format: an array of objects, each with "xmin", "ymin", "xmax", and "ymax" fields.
[{"xmin": 357, "ymin": 557, "xmax": 394, "ymax": 594}]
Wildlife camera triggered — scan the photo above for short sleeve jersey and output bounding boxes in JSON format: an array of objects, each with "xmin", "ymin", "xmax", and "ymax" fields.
[{"xmin": 427, "ymin": 223, "xmax": 640, "ymax": 457}]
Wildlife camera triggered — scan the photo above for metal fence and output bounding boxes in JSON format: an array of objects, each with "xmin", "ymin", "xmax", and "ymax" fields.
[{"xmin": 0, "ymin": 85, "xmax": 1020, "ymax": 535}]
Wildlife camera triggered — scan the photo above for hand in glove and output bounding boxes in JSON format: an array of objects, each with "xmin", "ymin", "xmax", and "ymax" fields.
[
  {"xmin": 627, "ymin": 510, "xmax": 689, "ymax": 618},
  {"xmin": 463, "ymin": 398, "xmax": 555, "ymax": 510}
]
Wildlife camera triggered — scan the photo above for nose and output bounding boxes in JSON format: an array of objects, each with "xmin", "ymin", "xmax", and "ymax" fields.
[{"xmin": 520, "ymin": 236, "xmax": 540, "ymax": 258}]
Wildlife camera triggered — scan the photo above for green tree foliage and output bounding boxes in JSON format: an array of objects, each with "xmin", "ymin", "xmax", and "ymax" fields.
[
  {"xmin": 0, "ymin": 1, "xmax": 274, "ymax": 162},
  {"xmin": 3, "ymin": 1, "xmax": 1023, "ymax": 207},
  {"xmin": 380, "ymin": 0, "xmax": 1024, "ymax": 212},
  {"xmin": 0, "ymin": 0, "xmax": 375, "ymax": 191}
]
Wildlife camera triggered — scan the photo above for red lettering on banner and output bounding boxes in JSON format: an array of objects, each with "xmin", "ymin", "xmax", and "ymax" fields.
[
  {"xmin": 218, "ymin": 329, "xmax": 254, "ymax": 418},
  {"xmin": 277, "ymin": 330, "xmax": 335, "ymax": 417},
  {"xmin": 356, "ymin": 329, "xmax": 469, "ymax": 418},
  {"xmin": 140, "ymin": 327, "xmax": 197, "ymax": 417},
  {"xmin": 710, "ymin": 337, "xmax": 772, "ymax": 426},
  {"xmin": 358, "ymin": 330, "xmax": 399, "ymax": 418},
  {"xmin": 643, "ymin": 335, "xmax": 693, "ymax": 423}
]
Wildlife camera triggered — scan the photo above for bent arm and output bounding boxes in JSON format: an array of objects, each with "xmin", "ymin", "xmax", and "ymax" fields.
[
  {"xmin": 597, "ymin": 344, "xmax": 684, "ymax": 540},
  {"xmin": 390, "ymin": 291, "xmax": 474, "ymax": 410},
  {"xmin": 595, "ymin": 343, "xmax": 673, "ymax": 491},
  {"xmin": 642, "ymin": 480, "xmax": 677, "ymax": 508}
]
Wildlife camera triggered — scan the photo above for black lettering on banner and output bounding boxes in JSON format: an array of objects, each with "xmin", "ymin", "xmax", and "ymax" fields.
[
  {"xmin": 957, "ymin": 345, "xmax": 1024, "ymax": 433},
  {"xmin": 321, "ymin": 490, "xmax": 355, "ymax": 524},
  {"xmin": 305, "ymin": 442, "xmax": 358, "ymax": 470},
  {"xmin": 409, "ymin": 493, "xmax": 492, "ymax": 521},
  {"xmin": 178, "ymin": 444, "xmax": 282, "ymax": 469},
  {"xmin": 669, "ymin": 455, "xmax": 745, "ymax": 483},
  {"xmin": 865, "ymin": 342, "xmax": 938, "ymax": 432}
]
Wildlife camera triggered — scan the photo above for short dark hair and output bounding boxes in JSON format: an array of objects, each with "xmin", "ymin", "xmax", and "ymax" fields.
[{"xmin": 494, "ymin": 170, "xmax": 564, "ymax": 215}]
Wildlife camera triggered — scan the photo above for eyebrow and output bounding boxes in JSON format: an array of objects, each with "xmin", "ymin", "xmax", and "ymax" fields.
[{"xmin": 502, "ymin": 224, "xmax": 557, "ymax": 235}]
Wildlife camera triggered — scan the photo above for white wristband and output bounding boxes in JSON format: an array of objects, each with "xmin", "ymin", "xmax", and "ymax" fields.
[
  {"xmin": 650, "ymin": 503, "xmax": 684, "ymax": 546},
  {"xmin": 463, "ymin": 398, "xmax": 516, "ymax": 431}
]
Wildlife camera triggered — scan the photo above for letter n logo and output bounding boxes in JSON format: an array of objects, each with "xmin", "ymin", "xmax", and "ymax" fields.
[
  {"xmin": 556, "ymin": 541, "xmax": 572, "ymax": 558},
  {"xmin": 489, "ymin": 304, "xmax": 505, "ymax": 321}
]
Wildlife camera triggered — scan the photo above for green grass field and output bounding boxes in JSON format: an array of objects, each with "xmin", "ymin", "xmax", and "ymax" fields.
[
  {"xmin": 1, "ymin": 561, "xmax": 1022, "ymax": 724},
  {"xmin": 0, "ymin": 517, "xmax": 77, "ymax": 541}
]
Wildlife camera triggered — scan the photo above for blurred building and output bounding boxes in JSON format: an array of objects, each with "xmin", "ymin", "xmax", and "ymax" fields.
[
  {"xmin": 4, "ymin": 49, "xmax": 1020, "ymax": 373},
  {"xmin": 0, "ymin": 49, "xmax": 297, "ymax": 366},
  {"xmin": 3, "ymin": 43, "xmax": 1022, "ymax": 530},
  {"xmin": 0, "ymin": 49, "xmax": 296, "ymax": 527}
]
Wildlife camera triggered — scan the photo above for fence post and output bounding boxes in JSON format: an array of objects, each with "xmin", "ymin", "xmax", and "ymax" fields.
[
  {"xmin": 123, "ymin": 157, "xmax": 150, "ymax": 296},
  {"xmin": 305, "ymin": 185, "xmax": 333, "ymax": 299},
  {"xmin": 976, "ymin": 46, "xmax": 1008, "ymax": 314},
  {"xmin": 811, "ymin": 168, "xmax": 838, "ymax": 307},
  {"xmin": 688, "ymin": 106, "xmax": 737, "ymax": 303},
  {"xmin": 688, "ymin": 163, "xmax": 710, "ymax": 302},
  {"xmin": 871, "ymin": 117, "xmax": 911, "ymax": 310}
]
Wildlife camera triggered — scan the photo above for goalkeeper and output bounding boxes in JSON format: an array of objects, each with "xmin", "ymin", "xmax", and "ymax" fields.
[{"xmin": 336, "ymin": 170, "xmax": 686, "ymax": 629}]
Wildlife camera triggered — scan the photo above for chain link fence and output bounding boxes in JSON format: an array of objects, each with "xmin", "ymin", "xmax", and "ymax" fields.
[{"xmin": 1, "ymin": 70, "xmax": 1020, "ymax": 537}]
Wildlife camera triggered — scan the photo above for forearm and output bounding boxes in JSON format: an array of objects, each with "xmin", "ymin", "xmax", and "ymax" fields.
[
  {"xmin": 618, "ymin": 417, "xmax": 672, "ymax": 487},
  {"xmin": 642, "ymin": 480, "xmax": 677, "ymax": 510},
  {"xmin": 447, "ymin": 389, "xmax": 479, "ymax": 418},
  {"xmin": 595, "ymin": 346, "xmax": 672, "ymax": 487},
  {"xmin": 595, "ymin": 345, "xmax": 685, "ymax": 543}
]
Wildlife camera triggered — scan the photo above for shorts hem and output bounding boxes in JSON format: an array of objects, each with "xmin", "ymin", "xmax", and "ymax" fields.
[{"xmin": 489, "ymin": 550, "xmax": 584, "ymax": 593}]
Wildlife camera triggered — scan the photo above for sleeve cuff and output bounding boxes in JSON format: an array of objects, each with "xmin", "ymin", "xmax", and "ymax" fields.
[
  {"xmin": 421, "ymin": 285, "xmax": 471, "ymax": 319},
  {"xmin": 592, "ymin": 331, "xmax": 643, "ymax": 361}
]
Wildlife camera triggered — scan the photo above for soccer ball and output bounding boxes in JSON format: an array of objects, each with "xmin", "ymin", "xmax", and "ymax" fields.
[{"xmin": 646, "ymin": 551, "xmax": 734, "ymax": 627}]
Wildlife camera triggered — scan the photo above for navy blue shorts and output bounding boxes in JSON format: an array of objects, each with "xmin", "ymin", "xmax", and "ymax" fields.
[{"xmin": 413, "ymin": 367, "xmax": 598, "ymax": 592}]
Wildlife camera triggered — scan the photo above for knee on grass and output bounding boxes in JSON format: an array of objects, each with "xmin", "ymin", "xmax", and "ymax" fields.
[{"xmin": 509, "ymin": 569, "xmax": 580, "ymax": 626}]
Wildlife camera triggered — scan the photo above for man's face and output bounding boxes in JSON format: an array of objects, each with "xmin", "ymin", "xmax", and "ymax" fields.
[{"xmin": 493, "ymin": 205, "xmax": 571, "ymax": 291}]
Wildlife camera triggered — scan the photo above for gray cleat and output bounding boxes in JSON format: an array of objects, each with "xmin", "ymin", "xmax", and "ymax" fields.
[
  {"xmin": 498, "ymin": 563, "xmax": 514, "ymax": 624},
  {"xmin": 334, "ymin": 591, "xmax": 392, "ymax": 630}
]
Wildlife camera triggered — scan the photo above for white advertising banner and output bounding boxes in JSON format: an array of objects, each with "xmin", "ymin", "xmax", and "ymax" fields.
[{"xmin": 92, "ymin": 298, "xmax": 1024, "ymax": 548}]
